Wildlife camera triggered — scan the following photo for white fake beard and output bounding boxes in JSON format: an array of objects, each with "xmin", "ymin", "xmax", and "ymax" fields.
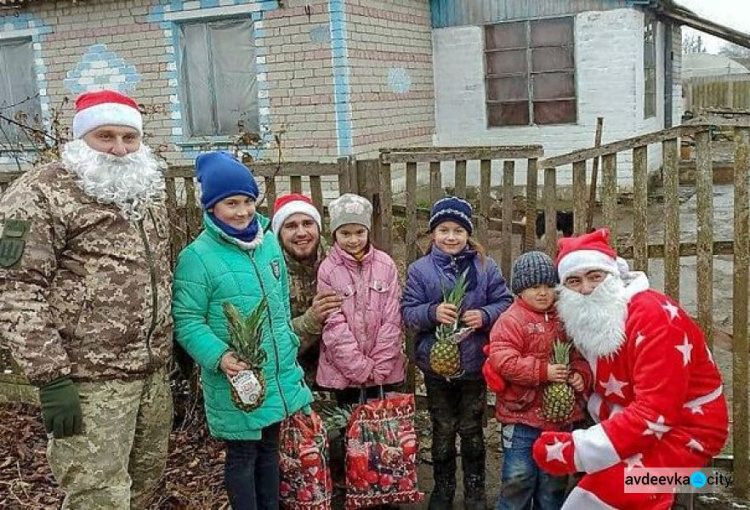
[
  {"xmin": 557, "ymin": 274, "xmax": 629, "ymax": 359},
  {"xmin": 61, "ymin": 139, "xmax": 166, "ymax": 221}
]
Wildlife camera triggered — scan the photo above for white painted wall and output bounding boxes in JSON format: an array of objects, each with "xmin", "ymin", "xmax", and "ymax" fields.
[{"xmin": 432, "ymin": 8, "xmax": 680, "ymax": 189}]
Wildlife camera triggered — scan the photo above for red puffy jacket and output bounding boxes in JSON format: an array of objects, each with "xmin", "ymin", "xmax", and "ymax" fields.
[{"xmin": 487, "ymin": 298, "xmax": 592, "ymax": 430}]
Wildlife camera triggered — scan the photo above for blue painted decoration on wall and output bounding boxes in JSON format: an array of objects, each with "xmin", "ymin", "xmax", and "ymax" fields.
[{"xmin": 64, "ymin": 44, "xmax": 140, "ymax": 94}]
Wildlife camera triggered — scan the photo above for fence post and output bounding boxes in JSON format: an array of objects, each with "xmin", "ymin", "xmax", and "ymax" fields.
[
  {"xmin": 662, "ymin": 139, "xmax": 680, "ymax": 300},
  {"xmin": 524, "ymin": 158, "xmax": 538, "ymax": 252},
  {"xmin": 379, "ymin": 160, "xmax": 393, "ymax": 255},
  {"xmin": 695, "ymin": 129, "xmax": 714, "ymax": 349},
  {"xmin": 733, "ymin": 126, "xmax": 750, "ymax": 499}
]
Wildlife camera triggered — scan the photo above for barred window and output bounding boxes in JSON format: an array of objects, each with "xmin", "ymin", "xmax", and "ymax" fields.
[
  {"xmin": 644, "ymin": 15, "xmax": 657, "ymax": 119},
  {"xmin": 484, "ymin": 17, "xmax": 577, "ymax": 127}
]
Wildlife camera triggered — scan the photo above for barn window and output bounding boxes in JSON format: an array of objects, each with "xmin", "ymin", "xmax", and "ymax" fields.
[
  {"xmin": 177, "ymin": 18, "xmax": 258, "ymax": 138},
  {"xmin": 644, "ymin": 15, "xmax": 657, "ymax": 119},
  {"xmin": 0, "ymin": 38, "xmax": 42, "ymax": 144},
  {"xmin": 485, "ymin": 17, "xmax": 576, "ymax": 127}
]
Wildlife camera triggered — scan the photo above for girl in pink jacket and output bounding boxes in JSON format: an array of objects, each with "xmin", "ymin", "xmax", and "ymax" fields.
[{"xmin": 316, "ymin": 193, "xmax": 405, "ymax": 402}]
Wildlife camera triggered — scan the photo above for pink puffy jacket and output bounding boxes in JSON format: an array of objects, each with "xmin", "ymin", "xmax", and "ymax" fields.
[{"xmin": 315, "ymin": 243, "xmax": 405, "ymax": 390}]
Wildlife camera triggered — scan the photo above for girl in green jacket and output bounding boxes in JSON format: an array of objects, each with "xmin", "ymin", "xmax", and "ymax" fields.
[{"xmin": 172, "ymin": 151, "xmax": 312, "ymax": 510}]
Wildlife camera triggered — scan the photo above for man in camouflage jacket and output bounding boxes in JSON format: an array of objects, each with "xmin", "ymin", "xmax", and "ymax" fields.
[
  {"xmin": 0, "ymin": 90, "xmax": 172, "ymax": 509},
  {"xmin": 271, "ymin": 194, "xmax": 343, "ymax": 386}
]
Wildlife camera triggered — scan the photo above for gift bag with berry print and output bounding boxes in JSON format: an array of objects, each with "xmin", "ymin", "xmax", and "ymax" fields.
[
  {"xmin": 344, "ymin": 389, "xmax": 423, "ymax": 509},
  {"xmin": 279, "ymin": 410, "xmax": 333, "ymax": 510}
]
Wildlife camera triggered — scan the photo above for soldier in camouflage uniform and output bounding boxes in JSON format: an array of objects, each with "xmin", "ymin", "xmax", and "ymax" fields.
[
  {"xmin": 0, "ymin": 90, "xmax": 173, "ymax": 509},
  {"xmin": 271, "ymin": 194, "xmax": 343, "ymax": 386}
]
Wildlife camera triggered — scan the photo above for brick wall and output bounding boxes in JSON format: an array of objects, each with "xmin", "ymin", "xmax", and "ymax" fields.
[{"xmin": 0, "ymin": 0, "xmax": 436, "ymax": 179}]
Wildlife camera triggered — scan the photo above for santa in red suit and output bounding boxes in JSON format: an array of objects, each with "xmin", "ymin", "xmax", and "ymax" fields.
[{"xmin": 532, "ymin": 228, "xmax": 728, "ymax": 509}]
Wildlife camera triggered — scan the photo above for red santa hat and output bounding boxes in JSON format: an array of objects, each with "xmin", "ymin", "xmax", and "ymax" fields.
[
  {"xmin": 555, "ymin": 227, "xmax": 620, "ymax": 283},
  {"xmin": 72, "ymin": 90, "xmax": 143, "ymax": 139},
  {"xmin": 271, "ymin": 193, "xmax": 322, "ymax": 236}
]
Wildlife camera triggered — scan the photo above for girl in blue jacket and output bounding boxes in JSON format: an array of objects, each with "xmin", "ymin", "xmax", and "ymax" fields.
[
  {"xmin": 401, "ymin": 197, "xmax": 512, "ymax": 510},
  {"xmin": 172, "ymin": 152, "xmax": 312, "ymax": 510}
]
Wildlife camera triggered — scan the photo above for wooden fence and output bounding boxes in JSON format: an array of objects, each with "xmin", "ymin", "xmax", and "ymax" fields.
[{"xmin": 684, "ymin": 74, "xmax": 750, "ymax": 112}]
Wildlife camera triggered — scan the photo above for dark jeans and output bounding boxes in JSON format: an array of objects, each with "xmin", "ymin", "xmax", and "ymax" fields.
[
  {"xmin": 224, "ymin": 423, "xmax": 281, "ymax": 510},
  {"xmin": 496, "ymin": 423, "xmax": 567, "ymax": 510},
  {"xmin": 425, "ymin": 376, "xmax": 487, "ymax": 510}
]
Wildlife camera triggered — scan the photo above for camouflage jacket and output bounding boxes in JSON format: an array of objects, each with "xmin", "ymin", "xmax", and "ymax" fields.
[
  {"xmin": 0, "ymin": 163, "xmax": 173, "ymax": 386},
  {"xmin": 284, "ymin": 240, "xmax": 327, "ymax": 386}
]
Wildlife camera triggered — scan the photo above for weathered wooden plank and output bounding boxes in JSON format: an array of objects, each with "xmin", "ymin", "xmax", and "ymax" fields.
[
  {"xmin": 502, "ymin": 161, "xmax": 514, "ymax": 279},
  {"xmin": 695, "ymin": 130, "xmax": 714, "ymax": 349},
  {"xmin": 381, "ymin": 146, "xmax": 544, "ymax": 164},
  {"xmin": 632, "ymin": 146, "xmax": 649, "ymax": 272},
  {"xmin": 539, "ymin": 126, "xmax": 700, "ymax": 168},
  {"xmin": 733, "ymin": 126, "xmax": 750, "ymax": 499},
  {"xmin": 455, "ymin": 160, "xmax": 467, "ymax": 198},
  {"xmin": 617, "ymin": 240, "xmax": 734, "ymax": 259},
  {"xmin": 572, "ymin": 160, "xmax": 587, "ymax": 235},
  {"xmin": 309, "ymin": 176, "xmax": 324, "ymax": 232},
  {"xmin": 379, "ymin": 162, "xmax": 393, "ymax": 254},
  {"xmin": 525, "ymin": 158, "xmax": 538, "ymax": 251},
  {"xmin": 601, "ymin": 153, "xmax": 618, "ymax": 243},
  {"xmin": 405, "ymin": 162, "xmax": 420, "ymax": 264},
  {"xmin": 264, "ymin": 176, "xmax": 277, "ymax": 215},
  {"xmin": 663, "ymin": 139, "xmax": 680, "ymax": 300},
  {"xmin": 0, "ymin": 171, "xmax": 22, "ymax": 184},
  {"xmin": 478, "ymin": 160, "xmax": 491, "ymax": 242},
  {"xmin": 168, "ymin": 162, "xmax": 342, "ymax": 179},
  {"xmin": 164, "ymin": 176, "xmax": 181, "ymax": 266},
  {"xmin": 544, "ymin": 167, "xmax": 557, "ymax": 257},
  {"xmin": 430, "ymin": 161, "xmax": 442, "ymax": 204},
  {"xmin": 337, "ymin": 157, "xmax": 351, "ymax": 194},
  {"xmin": 183, "ymin": 177, "xmax": 201, "ymax": 240},
  {"xmin": 290, "ymin": 176, "xmax": 303, "ymax": 195}
]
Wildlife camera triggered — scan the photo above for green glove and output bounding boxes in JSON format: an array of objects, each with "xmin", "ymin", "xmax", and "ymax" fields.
[{"xmin": 39, "ymin": 377, "xmax": 83, "ymax": 438}]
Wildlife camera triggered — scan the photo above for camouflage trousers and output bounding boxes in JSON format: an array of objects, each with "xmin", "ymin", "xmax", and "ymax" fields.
[{"xmin": 47, "ymin": 368, "xmax": 173, "ymax": 510}]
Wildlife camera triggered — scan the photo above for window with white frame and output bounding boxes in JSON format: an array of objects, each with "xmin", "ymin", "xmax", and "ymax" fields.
[
  {"xmin": 0, "ymin": 38, "xmax": 42, "ymax": 144},
  {"xmin": 484, "ymin": 17, "xmax": 577, "ymax": 127},
  {"xmin": 177, "ymin": 18, "xmax": 258, "ymax": 139},
  {"xmin": 644, "ymin": 15, "xmax": 657, "ymax": 119}
]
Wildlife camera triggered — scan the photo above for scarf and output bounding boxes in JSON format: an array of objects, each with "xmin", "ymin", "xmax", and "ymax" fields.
[{"xmin": 209, "ymin": 213, "xmax": 260, "ymax": 242}]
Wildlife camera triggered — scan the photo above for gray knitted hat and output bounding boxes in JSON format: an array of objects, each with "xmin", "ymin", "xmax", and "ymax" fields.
[
  {"xmin": 329, "ymin": 193, "xmax": 373, "ymax": 233},
  {"xmin": 511, "ymin": 251, "xmax": 559, "ymax": 295}
]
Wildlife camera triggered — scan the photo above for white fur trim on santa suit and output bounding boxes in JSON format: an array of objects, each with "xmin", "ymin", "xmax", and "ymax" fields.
[
  {"xmin": 562, "ymin": 487, "xmax": 617, "ymax": 510},
  {"xmin": 73, "ymin": 102, "xmax": 143, "ymax": 139},
  {"xmin": 558, "ymin": 249, "xmax": 620, "ymax": 283},
  {"xmin": 271, "ymin": 200, "xmax": 322, "ymax": 236},
  {"xmin": 572, "ymin": 424, "xmax": 622, "ymax": 473}
]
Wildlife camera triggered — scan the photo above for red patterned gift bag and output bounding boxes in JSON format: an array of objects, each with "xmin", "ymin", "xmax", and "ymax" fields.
[
  {"xmin": 345, "ymin": 391, "xmax": 423, "ymax": 509},
  {"xmin": 279, "ymin": 410, "xmax": 333, "ymax": 510}
]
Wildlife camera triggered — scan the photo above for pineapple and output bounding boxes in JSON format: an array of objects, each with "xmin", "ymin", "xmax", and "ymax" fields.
[
  {"xmin": 223, "ymin": 299, "xmax": 269, "ymax": 412},
  {"xmin": 429, "ymin": 270, "xmax": 469, "ymax": 379},
  {"xmin": 541, "ymin": 340, "xmax": 576, "ymax": 423}
]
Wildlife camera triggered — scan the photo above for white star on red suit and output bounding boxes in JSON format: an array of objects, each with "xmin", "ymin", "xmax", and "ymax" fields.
[
  {"xmin": 675, "ymin": 334, "xmax": 693, "ymax": 366},
  {"xmin": 635, "ymin": 332, "xmax": 646, "ymax": 346},
  {"xmin": 600, "ymin": 373, "xmax": 629, "ymax": 398},
  {"xmin": 643, "ymin": 415, "xmax": 672, "ymax": 440},
  {"xmin": 687, "ymin": 438, "xmax": 705, "ymax": 452},
  {"xmin": 705, "ymin": 344, "xmax": 715, "ymax": 364},
  {"xmin": 545, "ymin": 438, "xmax": 571, "ymax": 463},
  {"xmin": 624, "ymin": 453, "xmax": 645, "ymax": 472},
  {"xmin": 686, "ymin": 401, "xmax": 705, "ymax": 415},
  {"xmin": 663, "ymin": 301, "xmax": 680, "ymax": 321}
]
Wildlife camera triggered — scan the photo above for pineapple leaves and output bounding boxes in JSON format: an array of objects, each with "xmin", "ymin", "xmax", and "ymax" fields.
[{"xmin": 222, "ymin": 298, "xmax": 269, "ymax": 367}]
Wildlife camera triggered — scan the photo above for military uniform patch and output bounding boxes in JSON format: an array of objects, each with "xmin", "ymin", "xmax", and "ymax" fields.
[
  {"xmin": 271, "ymin": 259, "xmax": 281, "ymax": 280},
  {"xmin": 0, "ymin": 218, "xmax": 29, "ymax": 268}
]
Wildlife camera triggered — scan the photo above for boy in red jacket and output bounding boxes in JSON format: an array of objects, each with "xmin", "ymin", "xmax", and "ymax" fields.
[{"xmin": 487, "ymin": 251, "xmax": 592, "ymax": 509}]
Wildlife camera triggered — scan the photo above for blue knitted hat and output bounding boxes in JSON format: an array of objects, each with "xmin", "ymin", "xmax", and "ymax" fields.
[
  {"xmin": 511, "ymin": 251, "xmax": 559, "ymax": 295},
  {"xmin": 429, "ymin": 196, "xmax": 473, "ymax": 234},
  {"xmin": 195, "ymin": 151, "xmax": 259, "ymax": 210}
]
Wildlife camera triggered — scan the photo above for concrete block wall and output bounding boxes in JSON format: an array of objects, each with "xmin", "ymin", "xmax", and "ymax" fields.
[{"xmin": 433, "ymin": 8, "xmax": 682, "ymax": 189}]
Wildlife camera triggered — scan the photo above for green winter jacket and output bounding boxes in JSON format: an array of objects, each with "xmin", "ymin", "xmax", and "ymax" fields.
[{"xmin": 172, "ymin": 212, "xmax": 313, "ymax": 440}]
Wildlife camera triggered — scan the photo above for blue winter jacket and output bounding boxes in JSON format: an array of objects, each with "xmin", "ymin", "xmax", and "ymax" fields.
[{"xmin": 401, "ymin": 245, "xmax": 513, "ymax": 379}]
